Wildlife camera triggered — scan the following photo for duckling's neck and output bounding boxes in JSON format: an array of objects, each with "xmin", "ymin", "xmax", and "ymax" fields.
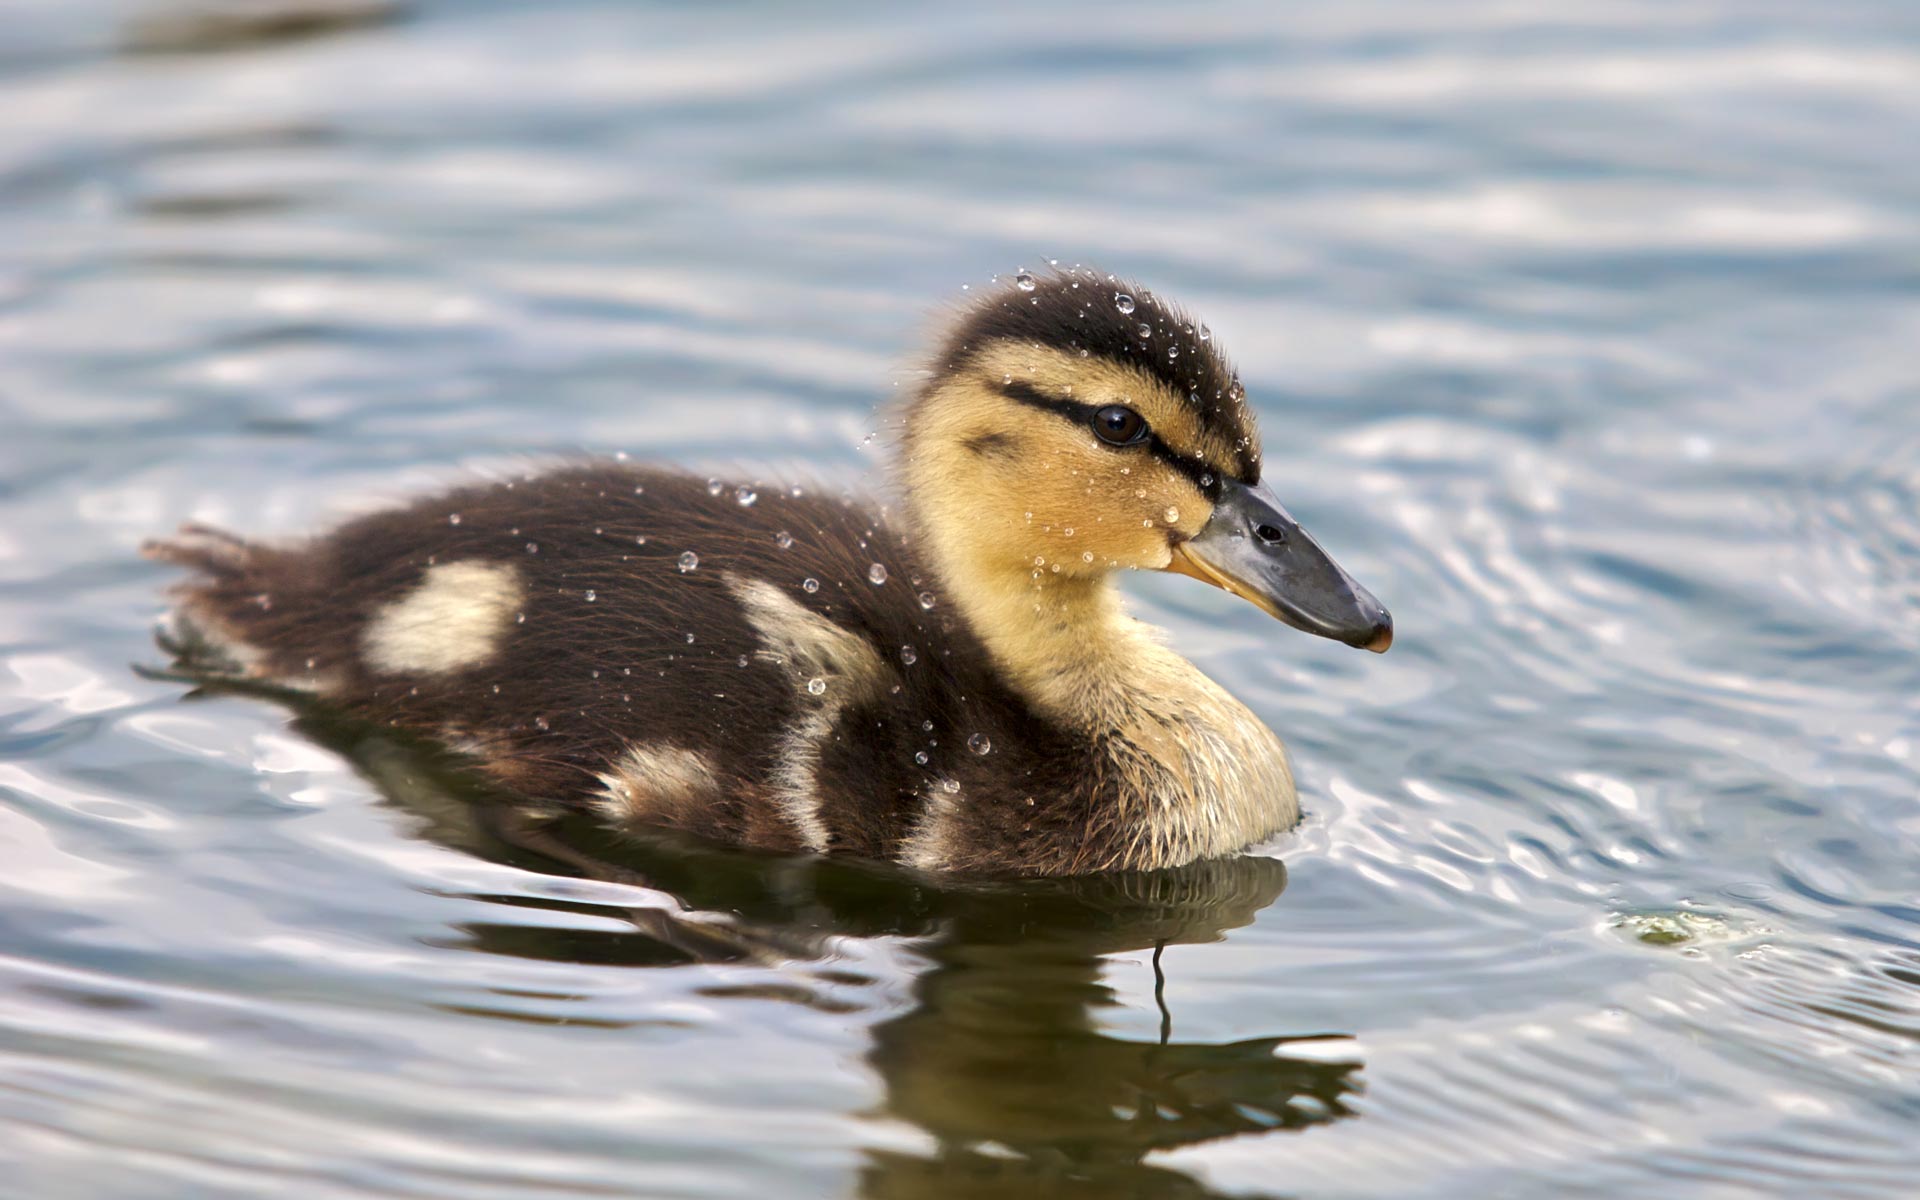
[
  {"xmin": 901, "ymin": 485, "xmax": 1190, "ymax": 715},
  {"xmin": 931, "ymin": 551, "xmax": 1299, "ymax": 862},
  {"xmin": 937, "ymin": 564, "xmax": 1149, "ymax": 721}
]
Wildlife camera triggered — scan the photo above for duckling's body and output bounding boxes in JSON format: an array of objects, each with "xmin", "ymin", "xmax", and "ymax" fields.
[{"xmin": 149, "ymin": 270, "xmax": 1389, "ymax": 877}]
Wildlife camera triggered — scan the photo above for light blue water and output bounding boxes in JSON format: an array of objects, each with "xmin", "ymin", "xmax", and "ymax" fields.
[{"xmin": 1, "ymin": 2, "xmax": 1917, "ymax": 1197}]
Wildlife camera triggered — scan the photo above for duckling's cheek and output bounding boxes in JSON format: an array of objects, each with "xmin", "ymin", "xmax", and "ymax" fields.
[
  {"xmin": 1134, "ymin": 537, "xmax": 1177, "ymax": 571},
  {"xmin": 362, "ymin": 560, "xmax": 521, "ymax": 676}
]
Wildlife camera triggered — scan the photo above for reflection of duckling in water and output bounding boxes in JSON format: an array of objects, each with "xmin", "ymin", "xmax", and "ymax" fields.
[
  {"xmin": 235, "ymin": 712, "xmax": 1363, "ymax": 1200},
  {"xmin": 859, "ymin": 863, "xmax": 1361, "ymax": 1200},
  {"xmin": 146, "ymin": 268, "xmax": 1390, "ymax": 876}
]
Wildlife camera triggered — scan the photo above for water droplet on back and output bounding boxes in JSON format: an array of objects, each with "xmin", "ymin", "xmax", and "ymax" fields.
[
  {"xmin": 706, "ymin": 478, "xmax": 724, "ymax": 496},
  {"xmin": 677, "ymin": 551, "xmax": 699, "ymax": 573},
  {"xmin": 1114, "ymin": 293, "xmax": 1135, "ymax": 314},
  {"xmin": 900, "ymin": 645, "xmax": 918, "ymax": 665},
  {"xmin": 447, "ymin": 513, "xmax": 462, "ymax": 525},
  {"xmin": 917, "ymin": 591, "xmax": 937, "ymax": 610},
  {"xmin": 1014, "ymin": 271, "xmax": 1036, "ymax": 291},
  {"xmin": 1136, "ymin": 322, "xmax": 1152, "ymax": 339},
  {"xmin": 583, "ymin": 589, "xmax": 597, "ymax": 602},
  {"xmin": 868, "ymin": 563, "xmax": 888, "ymax": 585},
  {"xmin": 775, "ymin": 531, "xmax": 794, "ymax": 549},
  {"xmin": 735, "ymin": 487, "xmax": 757, "ymax": 507},
  {"xmin": 967, "ymin": 733, "xmax": 991, "ymax": 755},
  {"xmin": 806, "ymin": 677, "xmax": 827, "ymax": 696},
  {"xmin": 802, "ymin": 577, "xmax": 820, "ymax": 593}
]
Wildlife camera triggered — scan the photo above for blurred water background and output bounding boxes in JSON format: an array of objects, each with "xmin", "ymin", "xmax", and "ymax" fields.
[{"xmin": 1, "ymin": 1, "xmax": 1917, "ymax": 1197}]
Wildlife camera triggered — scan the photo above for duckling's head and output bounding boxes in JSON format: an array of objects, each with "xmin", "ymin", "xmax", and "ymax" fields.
[{"xmin": 901, "ymin": 269, "xmax": 1391, "ymax": 652}]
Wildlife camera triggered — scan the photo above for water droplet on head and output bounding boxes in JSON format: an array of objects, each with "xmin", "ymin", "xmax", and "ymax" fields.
[
  {"xmin": 922, "ymin": 720, "xmax": 934, "ymax": 732},
  {"xmin": 967, "ymin": 733, "xmax": 991, "ymax": 756},
  {"xmin": 868, "ymin": 563, "xmax": 888, "ymax": 585},
  {"xmin": 583, "ymin": 589, "xmax": 597, "ymax": 602},
  {"xmin": 806, "ymin": 677, "xmax": 827, "ymax": 696},
  {"xmin": 900, "ymin": 645, "xmax": 918, "ymax": 665},
  {"xmin": 1114, "ymin": 293, "xmax": 1135, "ymax": 314},
  {"xmin": 1164, "ymin": 506, "xmax": 1180, "ymax": 524},
  {"xmin": 1137, "ymin": 323, "xmax": 1151, "ymax": 339},
  {"xmin": 534, "ymin": 716, "xmax": 550, "ymax": 732},
  {"xmin": 1200, "ymin": 473, "xmax": 1214, "ymax": 487},
  {"xmin": 940, "ymin": 778, "xmax": 961, "ymax": 794},
  {"xmin": 677, "ymin": 551, "xmax": 699, "ymax": 573},
  {"xmin": 684, "ymin": 632, "xmax": 696, "ymax": 644},
  {"xmin": 706, "ymin": 478, "xmax": 724, "ymax": 496},
  {"xmin": 917, "ymin": 591, "xmax": 937, "ymax": 610},
  {"xmin": 735, "ymin": 487, "xmax": 757, "ymax": 507},
  {"xmin": 802, "ymin": 577, "xmax": 820, "ymax": 593},
  {"xmin": 775, "ymin": 531, "xmax": 794, "ymax": 549},
  {"xmin": 1014, "ymin": 271, "xmax": 1036, "ymax": 291},
  {"xmin": 914, "ymin": 750, "xmax": 929, "ymax": 765},
  {"xmin": 737, "ymin": 655, "xmax": 750, "ymax": 668},
  {"xmin": 1082, "ymin": 551, "xmax": 1094, "ymax": 563},
  {"xmin": 516, "ymin": 612, "xmax": 526, "ymax": 624},
  {"xmin": 1063, "ymin": 527, "xmax": 1074, "ymax": 537},
  {"xmin": 633, "ymin": 484, "xmax": 645, "ymax": 496},
  {"xmin": 1167, "ymin": 345, "xmax": 1179, "ymax": 360},
  {"xmin": 525, "ymin": 542, "xmax": 539, "ymax": 554},
  {"xmin": 447, "ymin": 513, "xmax": 462, "ymax": 526},
  {"xmin": 634, "ymin": 534, "xmax": 648, "ymax": 545}
]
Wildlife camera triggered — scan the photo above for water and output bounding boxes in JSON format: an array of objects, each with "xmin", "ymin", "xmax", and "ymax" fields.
[{"xmin": 2, "ymin": 1, "xmax": 1917, "ymax": 1196}]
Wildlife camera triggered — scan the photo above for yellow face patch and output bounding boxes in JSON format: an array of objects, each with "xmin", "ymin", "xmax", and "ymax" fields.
[{"xmin": 903, "ymin": 339, "xmax": 1257, "ymax": 579}]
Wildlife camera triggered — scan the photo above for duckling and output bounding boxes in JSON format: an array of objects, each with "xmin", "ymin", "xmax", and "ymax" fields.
[{"xmin": 145, "ymin": 269, "xmax": 1391, "ymax": 877}]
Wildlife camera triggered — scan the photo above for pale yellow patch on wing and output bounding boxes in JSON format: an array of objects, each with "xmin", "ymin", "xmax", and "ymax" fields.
[
  {"xmin": 898, "ymin": 782, "xmax": 962, "ymax": 872},
  {"xmin": 595, "ymin": 743, "xmax": 724, "ymax": 826},
  {"xmin": 725, "ymin": 573, "xmax": 893, "ymax": 853},
  {"xmin": 363, "ymin": 560, "xmax": 521, "ymax": 676}
]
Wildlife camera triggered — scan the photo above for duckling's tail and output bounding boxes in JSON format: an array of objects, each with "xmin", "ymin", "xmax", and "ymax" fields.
[
  {"xmin": 144, "ymin": 521, "xmax": 257, "ymax": 578},
  {"xmin": 142, "ymin": 523, "xmax": 292, "ymax": 683}
]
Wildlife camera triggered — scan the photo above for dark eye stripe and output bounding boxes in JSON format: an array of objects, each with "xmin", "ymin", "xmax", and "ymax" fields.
[{"xmin": 996, "ymin": 380, "xmax": 1223, "ymax": 497}]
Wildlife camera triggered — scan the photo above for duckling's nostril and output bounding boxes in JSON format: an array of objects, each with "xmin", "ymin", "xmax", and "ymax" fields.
[{"xmin": 1255, "ymin": 523, "xmax": 1286, "ymax": 546}]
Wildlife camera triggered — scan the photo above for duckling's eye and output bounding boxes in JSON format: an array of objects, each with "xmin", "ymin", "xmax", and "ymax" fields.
[{"xmin": 1092, "ymin": 405, "xmax": 1149, "ymax": 447}]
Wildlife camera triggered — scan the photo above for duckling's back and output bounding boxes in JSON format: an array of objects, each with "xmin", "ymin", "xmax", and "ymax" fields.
[{"xmin": 147, "ymin": 465, "xmax": 1125, "ymax": 873}]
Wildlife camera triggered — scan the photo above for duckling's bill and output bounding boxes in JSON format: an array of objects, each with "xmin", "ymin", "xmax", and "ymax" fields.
[{"xmin": 1167, "ymin": 479, "xmax": 1393, "ymax": 652}]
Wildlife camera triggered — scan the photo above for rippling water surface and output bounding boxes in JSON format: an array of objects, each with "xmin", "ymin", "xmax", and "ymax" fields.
[{"xmin": 3, "ymin": 2, "xmax": 1917, "ymax": 1197}]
